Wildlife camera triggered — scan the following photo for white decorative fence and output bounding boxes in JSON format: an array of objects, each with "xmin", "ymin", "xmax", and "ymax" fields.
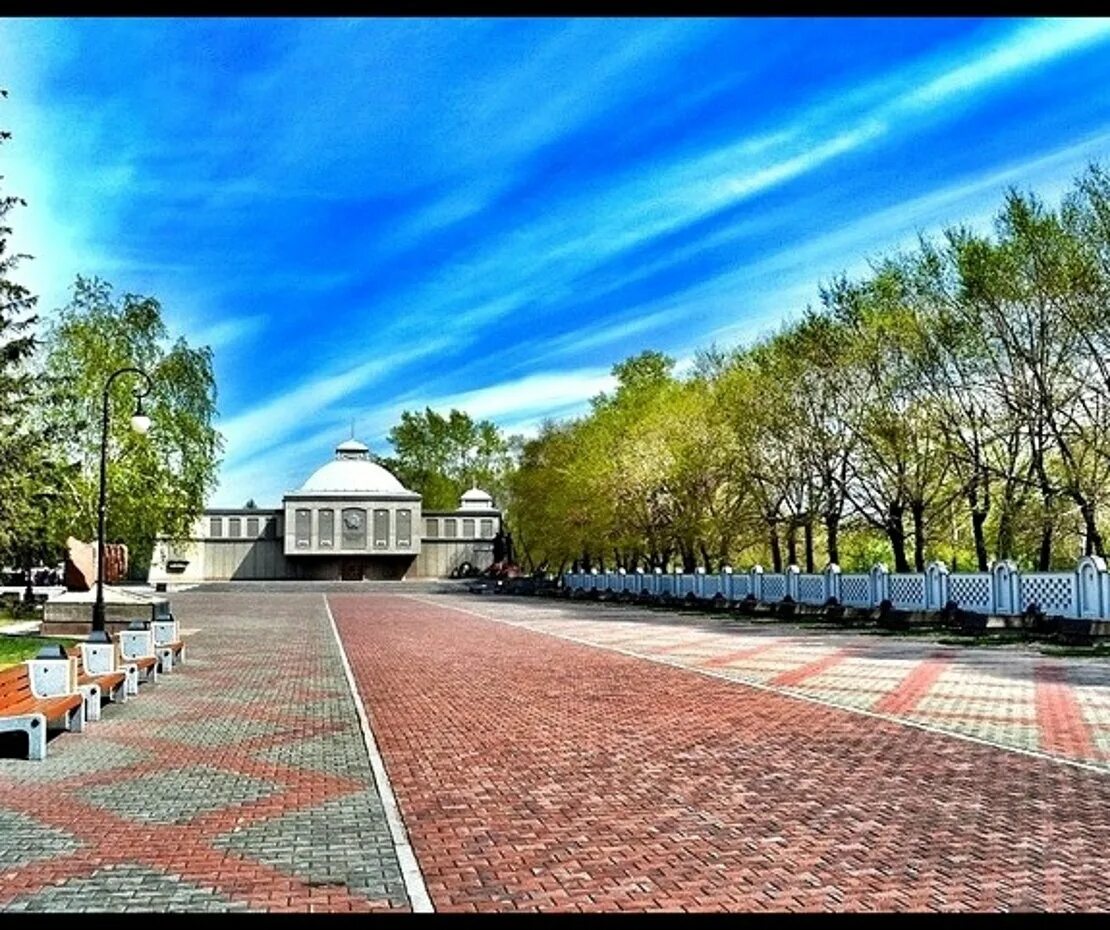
[{"xmin": 563, "ymin": 556, "xmax": 1110, "ymax": 621}]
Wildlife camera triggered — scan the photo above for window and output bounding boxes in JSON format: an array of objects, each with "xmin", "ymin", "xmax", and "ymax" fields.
[
  {"xmin": 444, "ymin": 518, "xmax": 457, "ymax": 539},
  {"xmin": 209, "ymin": 517, "xmax": 222, "ymax": 538},
  {"xmin": 373, "ymin": 509, "xmax": 390, "ymax": 549},
  {"xmin": 264, "ymin": 518, "xmax": 276, "ymax": 539},
  {"xmin": 246, "ymin": 517, "xmax": 259, "ymax": 537},
  {"xmin": 480, "ymin": 519, "xmax": 493, "ymax": 538},
  {"xmin": 425, "ymin": 518, "xmax": 439, "ymax": 538},
  {"xmin": 228, "ymin": 517, "xmax": 242, "ymax": 537},
  {"xmin": 397, "ymin": 509, "xmax": 412, "ymax": 547},
  {"xmin": 341, "ymin": 508, "xmax": 366, "ymax": 548},
  {"xmin": 462, "ymin": 518, "xmax": 475, "ymax": 538},
  {"xmin": 318, "ymin": 509, "xmax": 334, "ymax": 548},
  {"xmin": 295, "ymin": 509, "xmax": 312, "ymax": 548}
]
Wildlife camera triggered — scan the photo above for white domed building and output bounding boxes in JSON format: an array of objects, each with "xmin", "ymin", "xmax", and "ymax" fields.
[{"xmin": 148, "ymin": 438, "xmax": 503, "ymax": 584}]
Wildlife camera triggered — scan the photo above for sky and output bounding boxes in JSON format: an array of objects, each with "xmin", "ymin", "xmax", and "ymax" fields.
[{"xmin": 4, "ymin": 17, "xmax": 1110, "ymax": 508}]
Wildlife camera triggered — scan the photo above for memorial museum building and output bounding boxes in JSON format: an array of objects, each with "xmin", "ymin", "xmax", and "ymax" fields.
[{"xmin": 147, "ymin": 438, "xmax": 502, "ymax": 584}]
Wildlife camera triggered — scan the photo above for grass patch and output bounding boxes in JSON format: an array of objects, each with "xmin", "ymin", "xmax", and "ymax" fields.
[{"xmin": 0, "ymin": 636, "xmax": 78, "ymax": 670}]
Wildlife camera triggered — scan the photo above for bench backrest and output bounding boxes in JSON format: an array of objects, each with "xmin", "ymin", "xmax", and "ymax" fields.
[
  {"xmin": 77, "ymin": 641, "xmax": 120, "ymax": 676},
  {"xmin": 118, "ymin": 629, "xmax": 155, "ymax": 661},
  {"xmin": 0, "ymin": 664, "xmax": 33, "ymax": 708},
  {"xmin": 151, "ymin": 618, "xmax": 179, "ymax": 647},
  {"xmin": 25, "ymin": 657, "xmax": 78, "ymax": 699}
]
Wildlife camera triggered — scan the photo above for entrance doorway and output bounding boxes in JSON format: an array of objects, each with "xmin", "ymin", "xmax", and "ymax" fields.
[{"xmin": 340, "ymin": 560, "xmax": 363, "ymax": 581}]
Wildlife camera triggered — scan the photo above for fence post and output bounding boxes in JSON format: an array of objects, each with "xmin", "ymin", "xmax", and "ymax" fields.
[
  {"xmin": 694, "ymin": 566, "xmax": 706, "ymax": 599},
  {"xmin": 925, "ymin": 561, "xmax": 949, "ymax": 611},
  {"xmin": 870, "ymin": 563, "xmax": 889, "ymax": 606},
  {"xmin": 1076, "ymin": 555, "xmax": 1108, "ymax": 620},
  {"xmin": 824, "ymin": 563, "xmax": 841, "ymax": 603},
  {"xmin": 750, "ymin": 564, "xmax": 764, "ymax": 602},
  {"xmin": 634, "ymin": 566, "xmax": 644, "ymax": 595},
  {"xmin": 651, "ymin": 566, "xmax": 662, "ymax": 597},
  {"xmin": 990, "ymin": 559, "xmax": 1019, "ymax": 615},
  {"xmin": 721, "ymin": 564, "xmax": 733, "ymax": 601},
  {"xmin": 785, "ymin": 564, "xmax": 800, "ymax": 600}
]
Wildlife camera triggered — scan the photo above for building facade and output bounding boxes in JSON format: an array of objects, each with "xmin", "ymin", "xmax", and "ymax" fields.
[{"xmin": 147, "ymin": 439, "xmax": 501, "ymax": 584}]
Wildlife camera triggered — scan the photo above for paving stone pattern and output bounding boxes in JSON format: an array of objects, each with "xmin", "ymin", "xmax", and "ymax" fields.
[
  {"xmin": 0, "ymin": 592, "xmax": 409, "ymax": 913},
  {"xmin": 332, "ymin": 592, "xmax": 1110, "ymax": 912}
]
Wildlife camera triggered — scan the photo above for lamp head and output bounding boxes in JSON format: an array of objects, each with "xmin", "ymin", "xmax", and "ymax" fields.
[{"xmin": 130, "ymin": 396, "xmax": 151, "ymax": 435}]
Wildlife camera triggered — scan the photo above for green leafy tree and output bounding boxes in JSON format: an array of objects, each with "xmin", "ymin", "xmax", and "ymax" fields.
[
  {"xmin": 0, "ymin": 88, "xmax": 59, "ymax": 577},
  {"xmin": 38, "ymin": 276, "xmax": 223, "ymax": 575},
  {"xmin": 379, "ymin": 407, "xmax": 516, "ymax": 511}
]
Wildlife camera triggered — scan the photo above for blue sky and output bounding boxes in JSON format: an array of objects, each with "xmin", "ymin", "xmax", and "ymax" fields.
[{"xmin": 5, "ymin": 17, "xmax": 1110, "ymax": 508}]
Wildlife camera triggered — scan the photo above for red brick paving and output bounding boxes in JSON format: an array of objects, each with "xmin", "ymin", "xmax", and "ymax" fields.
[
  {"xmin": 768, "ymin": 647, "xmax": 853, "ymax": 688},
  {"xmin": 0, "ymin": 592, "xmax": 411, "ymax": 913},
  {"xmin": 332, "ymin": 594, "xmax": 1110, "ymax": 912},
  {"xmin": 874, "ymin": 652, "xmax": 954, "ymax": 716},
  {"xmin": 1036, "ymin": 663, "xmax": 1099, "ymax": 761},
  {"xmin": 697, "ymin": 640, "xmax": 788, "ymax": 669}
]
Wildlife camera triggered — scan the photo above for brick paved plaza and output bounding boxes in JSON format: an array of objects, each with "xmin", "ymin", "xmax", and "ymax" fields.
[{"xmin": 4, "ymin": 586, "xmax": 1110, "ymax": 911}]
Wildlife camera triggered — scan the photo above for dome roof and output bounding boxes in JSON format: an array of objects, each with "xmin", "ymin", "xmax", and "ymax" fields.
[
  {"xmin": 299, "ymin": 459, "xmax": 409, "ymax": 493},
  {"xmin": 292, "ymin": 438, "xmax": 415, "ymax": 496},
  {"xmin": 459, "ymin": 486, "xmax": 494, "ymax": 510}
]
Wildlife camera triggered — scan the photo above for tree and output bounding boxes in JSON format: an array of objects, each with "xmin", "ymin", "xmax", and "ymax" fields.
[
  {"xmin": 0, "ymin": 88, "xmax": 56, "ymax": 575},
  {"xmin": 38, "ymin": 276, "xmax": 223, "ymax": 575},
  {"xmin": 380, "ymin": 407, "xmax": 518, "ymax": 512}
]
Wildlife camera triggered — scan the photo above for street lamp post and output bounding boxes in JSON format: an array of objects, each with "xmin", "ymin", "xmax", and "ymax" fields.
[{"xmin": 92, "ymin": 366, "xmax": 153, "ymax": 633}]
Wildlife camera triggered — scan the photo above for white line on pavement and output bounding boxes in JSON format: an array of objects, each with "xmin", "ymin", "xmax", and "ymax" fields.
[{"xmin": 324, "ymin": 595, "xmax": 434, "ymax": 913}]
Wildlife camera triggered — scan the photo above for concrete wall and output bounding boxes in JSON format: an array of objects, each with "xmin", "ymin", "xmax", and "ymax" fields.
[
  {"xmin": 203, "ymin": 539, "xmax": 289, "ymax": 580},
  {"xmin": 148, "ymin": 504, "xmax": 502, "ymax": 583},
  {"xmin": 282, "ymin": 497, "xmax": 421, "ymax": 557},
  {"xmin": 413, "ymin": 539, "xmax": 495, "ymax": 577}
]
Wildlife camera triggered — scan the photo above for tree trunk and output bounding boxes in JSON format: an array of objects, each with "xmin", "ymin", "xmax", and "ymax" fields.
[
  {"xmin": 786, "ymin": 522, "xmax": 798, "ymax": 568},
  {"xmin": 1079, "ymin": 500, "xmax": 1105, "ymax": 559},
  {"xmin": 910, "ymin": 499, "xmax": 926, "ymax": 572},
  {"xmin": 996, "ymin": 478, "xmax": 1019, "ymax": 562},
  {"xmin": 768, "ymin": 523, "xmax": 783, "ymax": 573},
  {"xmin": 699, "ymin": 541, "xmax": 714, "ymax": 572},
  {"xmin": 659, "ymin": 547, "xmax": 673, "ymax": 572},
  {"xmin": 824, "ymin": 512, "xmax": 840, "ymax": 566},
  {"xmin": 681, "ymin": 545, "xmax": 697, "ymax": 574},
  {"xmin": 887, "ymin": 504, "xmax": 910, "ymax": 573},
  {"xmin": 1034, "ymin": 499, "xmax": 1052, "ymax": 572},
  {"xmin": 971, "ymin": 508, "xmax": 989, "ymax": 572},
  {"xmin": 803, "ymin": 520, "xmax": 815, "ymax": 573}
]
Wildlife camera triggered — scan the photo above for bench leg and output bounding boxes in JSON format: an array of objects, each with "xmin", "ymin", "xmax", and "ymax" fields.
[
  {"xmin": 28, "ymin": 716, "xmax": 47, "ymax": 761},
  {"xmin": 111, "ymin": 678, "xmax": 127, "ymax": 704},
  {"xmin": 79, "ymin": 684, "xmax": 102, "ymax": 723},
  {"xmin": 124, "ymin": 664, "xmax": 139, "ymax": 696},
  {"xmin": 0, "ymin": 716, "xmax": 47, "ymax": 761},
  {"xmin": 65, "ymin": 701, "xmax": 85, "ymax": 733},
  {"xmin": 157, "ymin": 647, "xmax": 174, "ymax": 674}
]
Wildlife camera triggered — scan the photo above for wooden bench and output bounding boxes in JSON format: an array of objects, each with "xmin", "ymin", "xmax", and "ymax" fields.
[
  {"xmin": 151, "ymin": 616, "xmax": 185, "ymax": 673},
  {"xmin": 0, "ymin": 660, "xmax": 85, "ymax": 761},
  {"xmin": 65, "ymin": 647, "xmax": 127, "ymax": 722},
  {"xmin": 117, "ymin": 627, "xmax": 159, "ymax": 689}
]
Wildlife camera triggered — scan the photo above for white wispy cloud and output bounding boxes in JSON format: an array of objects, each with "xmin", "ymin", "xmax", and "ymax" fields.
[
  {"xmin": 903, "ymin": 17, "xmax": 1110, "ymax": 110},
  {"xmin": 218, "ymin": 337, "xmax": 454, "ymax": 464},
  {"xmin": 191, "ymin": 314, "xmax": 268, "ymax": 352},
  {"xmin": 421, "ymin": 367, "xmax": 618, "ymax": 422},
  {"xmin": 356, "ymin": 17, "xmax": 1110, "ymax": 356}
]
